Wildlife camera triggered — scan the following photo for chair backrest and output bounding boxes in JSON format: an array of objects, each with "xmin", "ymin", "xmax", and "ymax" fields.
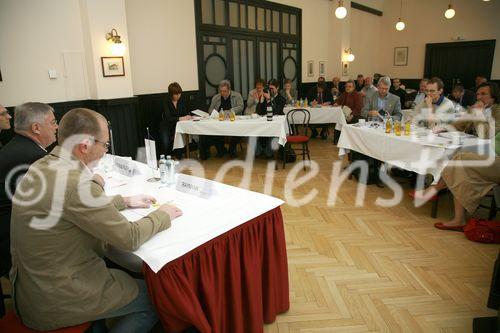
[{"xmin": 286, "ymin": 108, "xmax": 310, "ymax": 136}]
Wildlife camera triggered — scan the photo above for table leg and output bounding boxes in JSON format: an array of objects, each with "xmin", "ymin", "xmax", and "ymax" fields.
[{"xmin": 185, "ymin": 134, "xmax": 190, "ymax": 159}]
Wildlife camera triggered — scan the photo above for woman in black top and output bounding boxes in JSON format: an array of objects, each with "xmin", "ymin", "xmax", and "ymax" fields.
[{"xmin": 160, "ymin": 82, "xmax": 192, "ymax": 157}]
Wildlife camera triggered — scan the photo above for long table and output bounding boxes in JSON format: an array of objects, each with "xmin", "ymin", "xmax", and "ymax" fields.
[
  {"xmin": 173, "ymin": 115, "xmax": 289, "ymax": 155},
  {"xmin": 283, "ymin": 106, "xmax": 346, "ymax": 130},
  {"xmin": 102, "ymin": 160, "xmax": 289, "ymax": 332},
  {"xmin": 337, "ymin": 123, "xmax": 491, "ymax": 181}
]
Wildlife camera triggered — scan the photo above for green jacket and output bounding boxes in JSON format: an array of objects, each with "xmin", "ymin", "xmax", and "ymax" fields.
[{"xmin": 10, "ymin": 146, "xmax": 170, "ymax": 330}]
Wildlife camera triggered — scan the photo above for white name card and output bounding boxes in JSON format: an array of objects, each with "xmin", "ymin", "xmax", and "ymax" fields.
[
  {"xmin": 175, "ymin": 174, "xmax": 214, "ymax": 199},
  {"xmin": 113, "ymin": 156, "xmax": 137, "ymax": 177}
]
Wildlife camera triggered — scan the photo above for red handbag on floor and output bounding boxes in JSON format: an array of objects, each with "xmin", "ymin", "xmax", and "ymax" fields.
[{"xmin": 464, "ymin": 218, "xmax": 500, "ymax": 244}]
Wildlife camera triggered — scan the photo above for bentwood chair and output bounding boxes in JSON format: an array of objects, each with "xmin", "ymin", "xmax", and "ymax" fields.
[{"xmin": 284, "ymin": 109, "xmax": 311, "ymax": 170}]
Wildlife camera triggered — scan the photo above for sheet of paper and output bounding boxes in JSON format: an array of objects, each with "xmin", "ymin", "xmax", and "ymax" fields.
[{"xmin": 191, "ymin": 109, "xmax": 210, "ymax": 118}]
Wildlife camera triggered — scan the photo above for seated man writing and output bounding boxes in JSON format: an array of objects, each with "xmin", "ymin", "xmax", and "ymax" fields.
[
  {"xmin": 361, "ymin": 76, "xmax": 402, "ymax": 121},
  {"xmin": 10, "ymin": 108, "xmax": 182, "ymax": 332}
]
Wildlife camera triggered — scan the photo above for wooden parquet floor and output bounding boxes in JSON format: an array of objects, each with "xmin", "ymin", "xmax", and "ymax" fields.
[
  {"xmin": 2, "ymin": 136, "xmax": 497, "ymax": 332},
  {"xmin": 200, "ymin": 136, "xmax": 498, "ymax": 333}
]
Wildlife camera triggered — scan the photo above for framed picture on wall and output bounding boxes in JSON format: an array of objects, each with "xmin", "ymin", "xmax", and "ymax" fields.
[
  {"xmin": 342, "ymin": 61, "xmax": 349, "ymax": 77},
  {"xmin": 307, "ymin": 60, "xmax": 314, "ymax": 77},
  {"xmin": 319, "ymin": 61, "xmax": 325, "ymax": 77},
  {"xmin": 101, "ymin": 56, "xmax": 125, "ymax": 77},
  {"xmin": 394, "ymin": 47, "xmax": 408, "ymax": 66}
]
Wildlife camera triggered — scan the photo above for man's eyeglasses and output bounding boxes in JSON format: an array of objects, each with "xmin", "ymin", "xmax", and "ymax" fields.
[
  {"xmin": 94, "ymin": 139, "xmax": 111, "ymax": 150},
  {"xmin": 0, "ymin": 110, "xmax": 11, "ymax": 117}
]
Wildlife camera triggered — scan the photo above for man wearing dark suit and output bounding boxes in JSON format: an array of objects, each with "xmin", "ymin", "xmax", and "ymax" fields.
[
  {"xmin": 448, "ymin": 84, "xmax": 476, "ymax": 108},
  {"xmin": 307, "ymin": 80, "xmax": 333, "ymax": 106},
  {"xmin": 0, "ymin": 102, "xmax": 58, "ymax": 275},
  {"xmin": 390, "ymin": 78, "xmax": 407, "ymax": 107},
  {"xmin": 355, "ymin": 74, "xmax": 364, "ymax": 92}
]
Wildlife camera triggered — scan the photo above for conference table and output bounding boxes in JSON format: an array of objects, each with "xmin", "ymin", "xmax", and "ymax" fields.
[
  {"xmin": 337, "ymin": 122, "xmax": 492, "ymax": 181},
  {"xmin": 283, "ymin": 105, "xmax": 346, "ymax": 130},
  {"xmin": 173, "ymin": 115, "xmax": 289, "ymax": 158},
  {"xmin": 101, "ymin": 159, "xmax": 290, "ymax": 332}
]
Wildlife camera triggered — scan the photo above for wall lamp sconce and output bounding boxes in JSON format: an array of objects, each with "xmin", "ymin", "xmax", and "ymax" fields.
[
  {"xmin": 105, "ymin": 28, "xmax": 125, "ymax": 56},
  {"xmin": 344, "ymin": 48, "xmax": 355, "ymax": 62},
  {"xmin": 334, "ymin": 0, "xmax": 347, "ymax": 19}
]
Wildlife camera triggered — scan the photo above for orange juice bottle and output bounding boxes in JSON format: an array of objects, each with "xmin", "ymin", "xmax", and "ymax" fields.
[
  {"xmin": 218, "ymin": 108, "xmax": 225, "ymax": 121},
  {"xmin": 404, "ymin": 121, "xmax": 411, "ymax": 135},
  {"xmin": 229, "ymin": 110, "xmax": 235, "ymax": 121},
  {"xmin": 385, "ymin": 118, "xmax": 392, "ymax": 134},
  {"xmin": 394, "ymin": 121, "xmax": 401, "ymax": 136}
]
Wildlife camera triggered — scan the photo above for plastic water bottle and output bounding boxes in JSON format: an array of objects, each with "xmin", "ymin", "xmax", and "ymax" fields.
[
  {"xmin": 159, "ymin": 155, "xmax": 167, "ymax": 184},
  {"xmin": 165, "ymin": 155, "xmax": 175, "ymax": 185}
]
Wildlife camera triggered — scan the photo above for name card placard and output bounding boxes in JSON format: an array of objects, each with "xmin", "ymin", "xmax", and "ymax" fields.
[
  {"xmin": 175, "ymin": 174, "xmax": 215, "ymax": 199},
  {"xmin": 113, "ymin": 156, "xmax": 137, "ymax": 177}
]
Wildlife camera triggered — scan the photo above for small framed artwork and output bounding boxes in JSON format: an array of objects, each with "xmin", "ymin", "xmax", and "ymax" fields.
[
  {"xmin": 394, "ymin": 47, "xmax": 408, "ymax": 66},
  {"xmin": 319, "ymin": 61, "xmax": 325, "ymax": 77},
  {"xmin": 342, "ymin": 61, "xmax": 349, "ymax": 76},
  {"xmin": 307, "ymin": 60, "xmax": 314, "ymax": 77},
  {"xmin": 101, "ymin": 56, "xmax": 125, "ymax": 77}
]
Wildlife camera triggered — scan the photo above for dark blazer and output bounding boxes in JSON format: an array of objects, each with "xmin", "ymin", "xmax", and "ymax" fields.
[
  {"xmin": 307, "ymin": 87, "xmax": 333, "ymax": 104},
  {"xmin": 390, "ymin": 87, "xmax": 407, "ymax": 107},
  {"xmin": 161, "ymin": 96, "xmax": 189, "ymax": 130},
  {"xmin": 0, "ymin": 134, "xmax": 47, "ymax": 274},
  {"xmin": 448, "ymin": 89, "xmax": 476, "ymax": 107},
  {"xmin": 255, "ymin": 94, "xmax": 286, "ymax": 116}
]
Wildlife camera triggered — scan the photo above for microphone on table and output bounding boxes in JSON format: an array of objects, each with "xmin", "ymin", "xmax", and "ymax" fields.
[{"xmin": 107, "ymin": 121, "xmax": 116, "ymax": 155}]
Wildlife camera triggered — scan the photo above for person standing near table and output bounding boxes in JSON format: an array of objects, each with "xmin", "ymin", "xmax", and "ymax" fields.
[
  {"xmin": 362, "ymin": 76, "xmax": 402, "ymax": 121},
  {"xmin": 159, "ymin": 82, "xmax": 192, "ymax": 159},
  {"xmin": 411, "ymin": 77, "xmax": 455, "ymax": 128},
  {"xmin": 10, "ymin": 108, "xmax": 182, "ymax": 332},
  {"xmin": 200, "ymin": 80, "xmax": 244, "ymax": 159},
  {"xmin": 279, "ymin": 79, "xmax": 298, "ymax": 105}
]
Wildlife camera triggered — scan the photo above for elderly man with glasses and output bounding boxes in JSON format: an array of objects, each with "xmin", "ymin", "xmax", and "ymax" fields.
[{"xmin": 9, "ymin": 108, "xmax": 182, "ymax": 332}]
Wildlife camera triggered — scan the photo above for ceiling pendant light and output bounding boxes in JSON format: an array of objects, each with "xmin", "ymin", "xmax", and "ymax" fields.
[
  {"xmin": 444, "ymin": 1, "xmax": 456, "ymax": 19},
  {"xmin": 395, "ymin": 0, "xmax": 406, "ymax": 31},
  {"xmin": 335, "ymin": 0, "xmax": 347, "ymax": 19}
]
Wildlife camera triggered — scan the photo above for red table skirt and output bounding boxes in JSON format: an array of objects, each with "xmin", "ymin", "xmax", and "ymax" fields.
[{"xmin": 143, "ymin": 207, "xmax": 289, "ymax": 333}]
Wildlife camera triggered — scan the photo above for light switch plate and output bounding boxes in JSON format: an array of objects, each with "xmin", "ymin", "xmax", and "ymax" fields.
[{"xmin": 48, "ymin": 69, "xmax": 57, "ymax": 79}]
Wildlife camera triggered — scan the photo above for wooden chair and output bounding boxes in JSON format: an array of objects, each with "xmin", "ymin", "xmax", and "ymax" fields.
[
  {"xmin": 283, "ymin": 109, "xmax": 311, "ymax": 170},
  {"xmin": 0, "ymin": 311, "xmax": 91, "ymax": 332}
]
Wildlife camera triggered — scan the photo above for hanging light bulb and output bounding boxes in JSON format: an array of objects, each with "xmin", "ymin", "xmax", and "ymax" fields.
[
  {"xmin": 396, "ymin": 19, "xmax": 406, "ymax": 31},
  {"xmin": 444, "ymin": 2, "xmax": 455, "ymax": 19},
  {"xmin": 335, "ymin": 0, "xmax": 347, "ymax": 19},
  {"xmin": 395, "ymin": 0, "xmax": 405, "ymax": 31}
]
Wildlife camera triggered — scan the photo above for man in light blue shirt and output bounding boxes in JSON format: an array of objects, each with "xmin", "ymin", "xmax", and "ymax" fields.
[
  {"xmin": 413, "ymin": 78, "xmax": 429, "ymax": 106},
  {"xmin": 361, "ymin": 76, "xmax": 402, "ymax": 121}
]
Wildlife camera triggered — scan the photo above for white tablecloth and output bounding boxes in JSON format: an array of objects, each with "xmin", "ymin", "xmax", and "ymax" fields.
[
  {"xmin": 283, "ymin": 106, "xmax": 346, "ymax": 130},
  {"xmin": 337, "ymin": 123, "xmax": 491, "ymax": 180},
  {"xmin": 103, "ymin": 160, "xmax": 284, "ymax": 273},
  {"xmin": 173, "ymin": 115, "xmax": 288, "ymax": 149}
]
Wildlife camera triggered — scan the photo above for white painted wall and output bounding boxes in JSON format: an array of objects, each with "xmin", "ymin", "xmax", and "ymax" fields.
[
  {"xmin": 124, "ymin": 0, "xmax": 199, "ymax": 94},
  {"xmin": 0, "ymin": 0, "xmax": 88, "ymax": 106},
  {"xmin": 349, "ymin": 7, "xmax": 381, "ymax": 78},
  {"xmin": 81, "ymin": 0, "xmax": 134, "ymax": 100},
  {"xmin": 377, "ymin": 0, "xmax": 500, "ymax": 79}
]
